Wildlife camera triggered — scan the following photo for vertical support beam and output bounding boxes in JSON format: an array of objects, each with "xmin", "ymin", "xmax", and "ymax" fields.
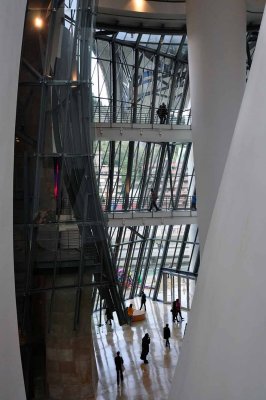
[
  {"xmin": 154, "ymin": 143, "xmax": 167, "ymax": 199},
  {"xmin": 137, "ymin": 142, "xmax": 151, "ymax": 209},
  {"xmin": 132, "ymin": 47, "xmax": 139, "ymax": 123},
  {"xmin": 150, "ymin": 53, "xmax": 160, "ymax": 124},
  {"xmin": 150, "ymin": 36, "xmax": 163, "ymax": 124},
  {"xmin": 124, "ymin": 141, "xmax": 134, "ymax": 210},
  {"xmin": 176, "ymin": 70, "xmax": 189, "ymax": 125},
  {"xmin": 166, "ymin": 143, "xmax": 174, "ymax": 208},
  {"xmin": 174, "ymin": 143, "xmax": 192, "ymax": 208},
  {"xmin": 107, "ymin": 141, "xmax": 115, "ymax": 211},
  {"xmin": 111, "ymin": 41, "xmax": 117, "ymax": 123},
  {"xmin": 129, "ymin": 227, "xmax": 149, "ymax": 298},
  {"xmin": 153, "ymin": 226, "xmax": 173, "ymax": 300},
  {"xmin": 186, "ymin": 0, "xmax": 246, "ymax": 250},
  {"xmin": 163, "ymin": 273, "xmax": 168, "ymax": 303},
  {"xmin": 176, "ymin": 225, "xmax": 190, "ymax": 271},
  {"xmin": 167, "ymin": 34, "xmax": 187, "ymax": 124}
]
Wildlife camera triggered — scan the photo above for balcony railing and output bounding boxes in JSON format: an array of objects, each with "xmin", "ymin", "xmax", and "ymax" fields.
[
  {"xmin": 101, "ymin": 194, "xmax": 196, "ymax": 212},
  {"xmin": 93, "ymin": 99, "xmax": 191, "ymax": 126}
]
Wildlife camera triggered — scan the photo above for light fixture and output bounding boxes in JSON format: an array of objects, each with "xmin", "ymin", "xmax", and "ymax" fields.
[{"xmin": 34, "ymin": 17, "xmax": 44, "ymax": 29}]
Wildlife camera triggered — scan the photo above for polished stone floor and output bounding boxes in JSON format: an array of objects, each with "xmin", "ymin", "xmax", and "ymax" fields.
[{"xmin": 92, "ymin": 298, "xmax": 188, "ymax": 400}]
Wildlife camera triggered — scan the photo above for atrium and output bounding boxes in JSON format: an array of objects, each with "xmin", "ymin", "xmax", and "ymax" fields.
[{"xmin": 1, "ymin": 0, "xmax": 266, "ymax": 399}]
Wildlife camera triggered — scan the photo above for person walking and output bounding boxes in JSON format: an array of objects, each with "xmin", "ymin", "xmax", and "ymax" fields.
[
  {"xmin": 140, "ymin": 291, "xmax": 146, "ymax": 311},
  {"xmin": 176, "ymin": 298, "xmax": 184, "ymax": 321},
  {"xmin": 163, "ymin": 324, "xmax": 171, "ymax": 348},
  {"xmin": 105, "ymin": 307, "xmax": 113, "ymax": 326},
  {"xmin": 148, "ymin": 188, "xmax": 160, "ymax": 212},
  {"xmin": 127, "ymin": 303, "xmax": 134, "ymax": 325},
  {"xmin": 141, "ymin": 333, "xmax": 150, "ymax": 364},
  {"xmin": 114, "ymin": 351, "xmax": 124, "ymax": 385},
  {"xmin": 171, "ymin": 300, "xmax": 179, "ymax": 323}
]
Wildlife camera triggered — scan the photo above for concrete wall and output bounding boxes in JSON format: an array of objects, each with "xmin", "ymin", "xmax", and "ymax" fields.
[
  {"xmin": 186, "ymin": 0, "xmax": 246, "ymax": 249},
  {"xmin": 0, "ymin": 1, "xmax": 27, "ymax": 398},
  {"xmin": 169, "ymin": 5, "xmax": 266, "ymax": 400}
]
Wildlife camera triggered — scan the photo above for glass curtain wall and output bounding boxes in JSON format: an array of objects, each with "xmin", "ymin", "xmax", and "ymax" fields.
[
  {"xmin": 92, "ymin": 32, "xmax": 190, "ymax": 124},
  {"xmin": 14, "ymin": 0, "xmax": 127, "ymax": 342},
  {"xmin": 91, "ymin": 30, "xmax": 198, "ymax": 306}
]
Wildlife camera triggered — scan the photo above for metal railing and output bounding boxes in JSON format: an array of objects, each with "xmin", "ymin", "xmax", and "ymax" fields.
[
  {"xmin": 33, "ymin": 195, "xmax": 197, "ymax": 225},
  {"xmin": 101, "ymin": 194, "xmax": 197, "ymax": 212},
  {"xmin": 93, "ymin": 99, "xmax": 192, "ymax": 126}
]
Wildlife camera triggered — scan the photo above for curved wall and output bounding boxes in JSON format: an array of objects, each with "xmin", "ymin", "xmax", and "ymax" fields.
[
  {"xmin": 186, "ymin": 0, "xmax": 246, "ymax": 249},
  {"xmin": 169, "ymin": 5, "xmax": 266, "ymax": 400},
  {"xmin": 0, "ymin": 1, "xmax": 27, "ymax": 398}
]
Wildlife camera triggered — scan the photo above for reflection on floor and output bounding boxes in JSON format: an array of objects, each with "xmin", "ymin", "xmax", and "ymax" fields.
[{"xmin": 93, "ymin": 298, "xmax": 188, "ymax": 400}]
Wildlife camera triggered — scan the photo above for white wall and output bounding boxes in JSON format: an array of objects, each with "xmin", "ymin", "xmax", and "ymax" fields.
[
  {"xmin": 169, "ymin": 6, "xmax": 266, "ymax": 400},
  {"xmin": 186, "ymin": 0, "xmax": 246, "ymax": 249},
  {"xmin": 0, "ymin": 1, "xmax": 27, "ymax": 398}
]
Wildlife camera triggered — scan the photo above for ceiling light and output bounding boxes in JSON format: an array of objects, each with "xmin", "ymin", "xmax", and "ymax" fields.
[{"xmin": 34, "ymin": 17, "xmax": 44, "ymax": 29}]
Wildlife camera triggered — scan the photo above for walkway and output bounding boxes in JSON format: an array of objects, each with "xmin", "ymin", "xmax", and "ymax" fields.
[
  {"xmin": 94, "ymin": 122, "xmax": 192, "ymax": 143},
  {"xmin": 93, "ymin": 298, "xmax": 187, "ymax": 400},
  {"xmin": 107, "ymin": 209, "xmax": 197, "ymax": 227}
]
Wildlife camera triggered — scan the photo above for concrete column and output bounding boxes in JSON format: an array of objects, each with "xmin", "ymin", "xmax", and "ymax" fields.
[
  {"xmin": 0, "ymin": 1, "xmax": 27, "ymax": 398},
  {"xmin": 46, "ymin": 279, "xmax": 98, "ymax": 399},
  {"xmin": 187, "ymin": 0, "xmax": 246, "ymax": 249},
  {"xmin": 169, "ymin": 6, "xmax": 266, "ymax": 400}
]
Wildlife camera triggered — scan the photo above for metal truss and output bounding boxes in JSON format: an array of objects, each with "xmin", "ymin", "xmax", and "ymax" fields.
[{"xmin": 14, "ymin": 0, "xmax": 128, "ymax": 340}]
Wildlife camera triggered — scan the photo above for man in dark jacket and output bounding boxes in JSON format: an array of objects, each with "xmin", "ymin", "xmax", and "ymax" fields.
[
  {"xmin": 114, "ymin": 351, "xmax": 124, "ymax": 385},
  {"xmin": 141, "ymin": 333, "xmax": 150, "ymax": 364},
  {"xmin": 176, "ymin": 298, "xmax": 184, "ymax": 321},
  {"xmin": 148, "ymin": 188, "xmax": 160, "ymax": 212},
  {"xmin": 140, "ymin": 291, "xmax": 146, "ymax": 311},
  {"xmin": 163, "ymin": 323, "xmax": 171, "ymax": 348},
  {"xmin": 105, "ymin": 307, "xmax": 113, "ymax": 326}
]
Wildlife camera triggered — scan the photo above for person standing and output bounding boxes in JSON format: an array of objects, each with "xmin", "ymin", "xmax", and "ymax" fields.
[
  {"xmin": 161, "ymin": 103, "xmax": 168, "ymax": 124},
  {"xmin": 140, "ymin": 291, "xmax": 146, "ymax": 311},
  {"xmin": 157, "ymin": 105, "xmax": 163, "ymax": 123},
  {"xmin": 163, "ymin": 324, "xmax": 171, "ymax": 348},
  {"xmin": 191, "ymin": 193, "xmax": 197, "ymax": 210},
  {"xmin": 141, "ymin": 333, "xmax": 150, "ymax": 364},
  {"xmin": 176, "ymin": 298, "xmax": 184, "ymax": 321},
  {"xmin": 114, "ymin": 351, "xmax": 124, "ymax": 385},
  {"xmin": 157, "ymin": 103, "xmax": 168, "ymax": 124},
  {"xmin": 148, "ymin": 188, "xmax": 160, "ymax": 212}
]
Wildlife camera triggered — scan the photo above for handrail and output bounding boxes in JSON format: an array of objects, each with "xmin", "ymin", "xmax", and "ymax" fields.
[
  {"xmin": 92, "ymin": 98, "xmax": 191, "ymax": 126},
  {"xmin": 33, "ymin": 195, "xmax": 197, "ymax": 224},
  {"xmin": 101, "ymin": 194, "xmax": 196, "ymax": 212}
]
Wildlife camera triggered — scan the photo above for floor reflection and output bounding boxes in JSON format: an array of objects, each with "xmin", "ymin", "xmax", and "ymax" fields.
[{"xmin": 93, "ymin": 298, "xmax": 188, "ymax": 400}]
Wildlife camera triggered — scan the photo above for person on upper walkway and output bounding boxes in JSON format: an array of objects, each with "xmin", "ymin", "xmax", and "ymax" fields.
[
  {"xmin": 157, "ymin": 103, "xmax": 168, "ymax": 124},
  {"xmin": 148, "ymin": 188, "xmax": 160, "ymax": 212},
  {"xmin": 191, "ymin": 193, "xmax": 197, "ymax": 210}
]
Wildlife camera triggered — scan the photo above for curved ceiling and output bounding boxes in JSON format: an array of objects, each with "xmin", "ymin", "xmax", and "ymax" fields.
[{"xmin": 96, "ymin": 0, "xmax": 265, "ymax": 33}]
